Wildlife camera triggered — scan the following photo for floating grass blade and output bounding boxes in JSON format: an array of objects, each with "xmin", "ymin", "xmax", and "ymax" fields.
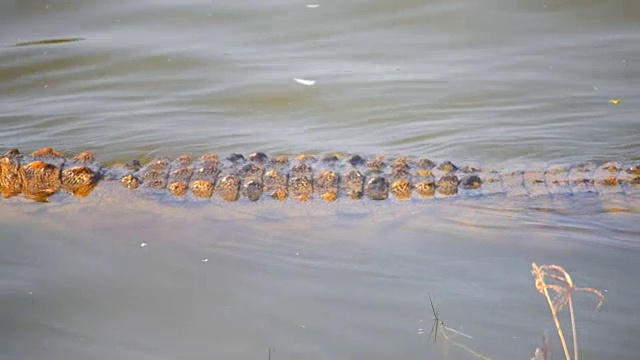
[
  {"xmin": 427, "ymin": 293, "xmax": 491, "ymax": 360},
  {"xmin": 14, "ymin": 38, "xmax": 85, "ymax": 47},
  {"xmin": 428, "ymin": 293, "xmax": 440, "ymax": 342}
]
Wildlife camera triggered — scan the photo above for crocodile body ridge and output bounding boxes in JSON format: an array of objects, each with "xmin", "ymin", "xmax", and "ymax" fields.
[{"xmin": 1, "ymin": 147, "xmax": 639, "ymax": 203}]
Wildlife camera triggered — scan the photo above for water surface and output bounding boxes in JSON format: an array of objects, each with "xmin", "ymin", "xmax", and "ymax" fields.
[{"xmin": 1, "ymin": 0, "xmax": 640, "ymax": 359}]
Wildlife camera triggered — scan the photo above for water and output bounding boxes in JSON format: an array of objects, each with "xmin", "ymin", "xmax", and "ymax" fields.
[
  {"xmin": 1, "ymin": 0, "xmax": 640, "ymax": 359},
  {"xmin": 2, "ymin": 0, "xmax": 639, "ymax": 161}
]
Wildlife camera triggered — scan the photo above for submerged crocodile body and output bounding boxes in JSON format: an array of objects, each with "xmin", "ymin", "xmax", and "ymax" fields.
[{"xmin": 1, "ymin": 147, "xmax": 639, "ymax": 203}]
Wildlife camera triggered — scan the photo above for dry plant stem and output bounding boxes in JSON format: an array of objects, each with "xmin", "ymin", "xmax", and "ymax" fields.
[
  {"xmin": 532, "ymin": 263, "xmax": 572, "ymax": 360},
  {"xmin": 533, "ymin": 263, "xmax": 605, "ymax": 360},
  {"xmin": 551, "ymin": 265, "xmax": 580, "ymax": 360},
  {"xmin": 569, "ymin": 294, "xmax": 578, "ymax": 360}
]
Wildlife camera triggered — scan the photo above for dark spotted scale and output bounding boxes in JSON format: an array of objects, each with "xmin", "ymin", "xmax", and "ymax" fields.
[
  {"xmin": 238, "ymin": 163, "xmax": 264, "ymax": 201},
  {"xmin": 188, "ymin": 154, "xmax": 220, "ymax": 198},
  {"xmin": 141, "ymin": 157, "xmax": 171, "ymax": 190},
  {"xmin": 61, "ymin": 166, "xmax": 100, "ymax": 197},
  {"xmin": 168, "ymin": 155, "xmax": 194, "ymax": 197},
  {"xmin": 436, "ymin": 173, "xmax": 459, "ymax": 196},
  {"xmin": 341, "ymin": 169, "xmax": 364, "ymax": 200},
  {"xmin": 364, "ymin": 172, "xmax": 389, "ymax": 200},
  {"xmin": 389, "ymin": 157, "xmax": 412, "ymax": 200},
  {"xmin": 264, "ymin": 169, "xmax": 288, "ymax": 200},
  {"xmin": 248, "ymin": 152, "xmax": 269, "ymax": 164},
  {"xmin": 460, "ymin": 175, "xmax": 482, "ymax": 190},
  {"xmin": 217, "ymin": 174, "xmax": 241, "ymax": 201},
  {"xmin": 289, "ymin": 159, "xmax": 314, "ymax": 201},
  {"xmin": 438, "ymin": 161, "xmax": 458, "ymax": 173},
  {"xmin": 315, "ymin": 170, "xmax": 340, "ymax": 202},
  {"xmin": 0, "ymin": 149, "xmax": 23, "ymax": 198},
  {"xmin": 414, "ymin": 168, "xmax": 436, "ymax": 197},
  {"xmin": 19, "ymin": 161, "xmax": 62, "ymax": 201}
]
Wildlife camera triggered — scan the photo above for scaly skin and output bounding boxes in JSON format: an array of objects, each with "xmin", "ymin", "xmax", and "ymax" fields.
[{"xmin": 1, "ymin": 147, "xmax": 639, "ymax": 203}]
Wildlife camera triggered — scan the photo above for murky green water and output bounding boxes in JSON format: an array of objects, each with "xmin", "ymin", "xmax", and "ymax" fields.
[{"xmin": 1, "ymin": 0, "xmax": 639, "ymax": 359}]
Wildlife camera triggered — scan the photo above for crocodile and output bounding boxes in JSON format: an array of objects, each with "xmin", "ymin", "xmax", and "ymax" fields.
[{"xmin": 1, "ymin": 147, "xmax": 639, "ymax": 204}]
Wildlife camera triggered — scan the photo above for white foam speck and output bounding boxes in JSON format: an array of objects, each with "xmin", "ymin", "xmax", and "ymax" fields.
[{"xmin": 293, "ymin": 78, "xmax": 316, "ymax": 86}]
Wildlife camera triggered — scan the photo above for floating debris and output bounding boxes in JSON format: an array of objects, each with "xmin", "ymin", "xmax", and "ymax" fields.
[
  {"xmin": 293, "ymin": 78, "xmax": 316, "ymax": 86},
  {"xmin": 14, "ymin": 38, "xmax": 85, "ymax": 47},
  {"xmin": 140, "ymin": 242, "xmax": 147, "ymax": 248},
  {"xmin": 441, "ymin": 325, "xmax": 474, "ymax": 340},
  {"xmin": 609, "ymin": 98, "xmax": 621, "ymax": 105},
  {"xmin": 306, "ymin": 4, "xmax": 319, "ymax": 8}
]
